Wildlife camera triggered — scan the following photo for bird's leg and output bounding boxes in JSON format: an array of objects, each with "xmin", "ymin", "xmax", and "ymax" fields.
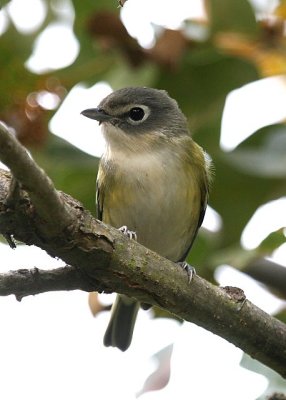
[
  {"xmin": 177, "ymin": 261, "xmax": 196, "ymax": 283},
  {"xmin": 118, "ymin": 225, "xmax": 137, "ymax": 241}
]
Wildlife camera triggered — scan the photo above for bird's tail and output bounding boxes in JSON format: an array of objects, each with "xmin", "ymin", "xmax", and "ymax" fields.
[{"xmin": 103, "ymin": 294, "xmax": 140, "ymax": 351}]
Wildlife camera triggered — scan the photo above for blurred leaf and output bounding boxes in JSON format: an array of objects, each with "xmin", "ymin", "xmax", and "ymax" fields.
[
  {"xmin": 210, "ymin": 244, "xmax": 256, "ymax": 270},
  {"xmin": 73, "ymin": 0, "xmax": 122, "ymax": 54},
  {"xmin": 137, "ymin": 345, "xmax": 173, "ymax": 397},
  {"xmin": 85, "ymin": 11, "xmax": 146, "ymax": 67},
  {"xmin": 275, "ymin": 0, "xmax": 286, "ymax": 19},
  {"xmin": 31, "ymin": 134, "xmax": 99, "ymax": 213},
  {"xmin": 211, "ymin": 153, "xmax": 286, "ymax": 246},
  {"xmin": 0, "ymin": 0, "xmax": 11, "ymax": 8},
  {"xmin": 0, "ymin": 26, "xmax": 38, "ymax": 109},
  {"xmin": 258, "ymin": 228, "xmax": 286, "ymax": 254},
  {"xmin": 88, "ymin": 292, "xmax": 111, "ymax": 316},
  {"xmin": 211, "ymin": 125, "xmax": 286, "ymax": 246},
  {"xmin": 105, "ymin": 62, "xmax": 157, "ymax": 89},
  {"xmin": 1, "ymin": 103, "xmax": 48, "ymax": 147},
  {"xmin": 149, "ymin": 29, "xmax": 189, "ymax": 68},
  {"xmin": 156, "ymin": 49, "xmax": 258, "ymax": 147},
  {"xmin": 215, "ymin": 27, "xmax": 286, "ymax": 76},
  {"xmin": 57, "ymin": 4, "xmax": 119, "ymax": 87},
  {"xmin": 275, "ymin": 308, "xmax": 286, "ymax": 324},
  {"xmin": 72, "ymin": 0, "xmax": 117, "ymax": 18},
  {"xmin": 224, "ymin": 124, "xmax": 286, "ymax": 177},
  {"xmin": 206, "ymin": 0, "xmax": 258, "ymax": 36}
]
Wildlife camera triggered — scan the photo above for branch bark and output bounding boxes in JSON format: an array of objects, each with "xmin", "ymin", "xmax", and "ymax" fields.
[
  {"xmin": 0, "ymin": 122, "xmax": 285, "ymax": 377},
  {"xmin": 0, "ymin": 122, "xmax": 73, "ymax": 235}
]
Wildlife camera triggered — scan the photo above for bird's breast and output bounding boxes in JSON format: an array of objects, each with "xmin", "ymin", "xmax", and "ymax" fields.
[{"xmin": 98, "ymin": 148, "xmax": 202, "ymax": 262}]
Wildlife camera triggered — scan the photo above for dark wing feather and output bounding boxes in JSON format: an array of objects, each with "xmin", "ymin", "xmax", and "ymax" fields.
[{"xmin": 96, "ymin": 179, "xmax": 103, "ymax": 221}]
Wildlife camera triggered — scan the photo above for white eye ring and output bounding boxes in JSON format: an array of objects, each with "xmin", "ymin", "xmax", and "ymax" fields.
[{"xmin": 127, "ymin": 105, "xmax": 150, "ymax": 124}]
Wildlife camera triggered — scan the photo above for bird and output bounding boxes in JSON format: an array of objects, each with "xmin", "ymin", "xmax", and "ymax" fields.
[{"xmin": 81, "ymin": 87, "xmax": 212, "ymax": 351}]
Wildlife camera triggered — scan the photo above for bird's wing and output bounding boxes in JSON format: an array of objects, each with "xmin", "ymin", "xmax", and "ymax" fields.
[
  {"xmin": 198, "ymin": 183, "xmax": 208, "ymax": 229},
  {"xmin": 96, "ymin": 178, "xmax": 103, "ymax": 221},
  {"xmin": 178, "ymin": 146, "xmax": 212, "ymax": 263},
  {"xmin": 178, "ymin": 179, "xmax": 209, "ymax": 262}
]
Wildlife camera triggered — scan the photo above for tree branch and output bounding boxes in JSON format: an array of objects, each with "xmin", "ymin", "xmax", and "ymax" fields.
[
  {"xmin": 0, "ymin": 122, "xmax": 73, "ymax": 235},
  {"xmin": 0, "ymin": 122, "xmax": 285, "ymax": 377},
  {"xmin": 0, "ymin": 266, "xmax": 95, "ymax": 301}
]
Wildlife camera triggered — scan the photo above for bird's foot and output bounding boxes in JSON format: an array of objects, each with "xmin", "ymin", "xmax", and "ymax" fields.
[
  {"xmin": 119, "ymin": 225, "xmax": 137, "ymax": 241},
  {"xmin": 177, "ymin": 261, "xmax": 196, "ymax": 283}
]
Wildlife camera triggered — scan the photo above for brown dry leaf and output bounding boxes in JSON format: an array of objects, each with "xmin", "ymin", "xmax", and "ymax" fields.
[
  {"xmin": 215, "ymin": 29, "xmax": 286, "ymax": 76},
  {"xmin": 86, "ymin": 13, "xmax": 190, "ymax": 69},
  {"xmin": 0, "ymin": 75, "xmax": 66, "ymax": 147},
  {"xmin": 87, "ymin": 11, "xmax": 146, "ymax": 67},
  {"xmin": 149, "ymin": 29, "xmax": 189, "ymax": 69},
  {"xmin": 88, "ymin": 292, "xmax": 111, "ymax": 316},
  {"xmin": 275, "ymin": 0, "xmax": 286, "ymax": 19},
  {"xmin": 0, "ymin": 100, "xmax": 47, "ymax": 147},
  {"xmin": 258, "ymin": 51, "xmax": 286, "ymax": 76},
  {"xmin": 87, "ymin": 11, "xmax": 131, "ymax": 44}
]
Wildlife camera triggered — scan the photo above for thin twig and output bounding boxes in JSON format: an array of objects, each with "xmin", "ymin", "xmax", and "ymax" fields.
[{"xmin": 0, "ymin": 265, "xmax": 96, "ymax": 301}]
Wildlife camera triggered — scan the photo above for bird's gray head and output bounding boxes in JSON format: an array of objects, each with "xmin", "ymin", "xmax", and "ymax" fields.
[{"xmin": 81, "ymin": 87, "xmax": 189, "ymax": 143}]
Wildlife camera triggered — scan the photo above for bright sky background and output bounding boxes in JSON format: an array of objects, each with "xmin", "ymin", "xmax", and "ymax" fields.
[{"xmin": 0, "ymin": 0, "xmax": 286, "ymax": 398}]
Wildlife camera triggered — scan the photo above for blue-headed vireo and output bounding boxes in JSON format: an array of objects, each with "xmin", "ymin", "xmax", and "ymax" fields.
[{"xmin": 81, "ymin": 87, "xmax": 212, "ymax": 351}]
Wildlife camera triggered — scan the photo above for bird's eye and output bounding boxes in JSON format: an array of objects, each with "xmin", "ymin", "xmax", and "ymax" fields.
[{"xmin": 128, "ymin": 107, "xmax": 145, "ymax": 122}]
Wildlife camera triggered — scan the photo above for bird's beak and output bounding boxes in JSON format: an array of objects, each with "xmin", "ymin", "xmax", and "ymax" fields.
[{"xmin": 81, "ymin": 107, "xmax": 111, "ymax": 123}]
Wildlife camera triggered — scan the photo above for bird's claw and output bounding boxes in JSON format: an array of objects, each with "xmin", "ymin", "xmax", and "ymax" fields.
[
  {"xmin": 119, "ymin": 225, "xmax": 137, "ymax": 241},
  {"xmin": 177, "ymin": 261, "xmax": 196, "ymax": 283}
]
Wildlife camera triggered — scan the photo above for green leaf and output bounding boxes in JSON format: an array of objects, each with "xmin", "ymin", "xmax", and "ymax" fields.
[
  {"xmin": 105, "ymin": 62, "xmax": 157, "ymax": 90},
  {"xmin": 73, "ymin": 0, "xmax": 119, "ymax": 41},
  {"xmin": 210, "ymin": 152, "xmax": 286, "ymax": 246},
  {"xmin": 0, "ymin": 25, "xmax": 38, "ymax": 109},
  {"xmin": 209, "ymin": 244, "xmax": 256, "ymax": 270},
  {"xmin": 0, "ymin": 0, "xmax": 11, "ymax": 7},
  {"xmin": 258, "ymin": 228, "xmax": 286, "ymax": 254},
  {"xmin": 207, "ymin": 0, "xmax": 259, "ymax": 36},
  {"xmin": 156, "ymin": 48, "xmax": 258, "ymax": 148},
  {"xmin": 224, "ymin": 124, "xmax": 286, "ymax": 177},
  {"xmin": 31, "ymin": 135, "xmax": 99, "ymax": 214},
  {"xmin": 211, "ymin": 123, "xmax": 286, "ymax": 246},
  {"xmin": 275, "ymin": 309, "xmax": 286, "ymax": 324}
]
